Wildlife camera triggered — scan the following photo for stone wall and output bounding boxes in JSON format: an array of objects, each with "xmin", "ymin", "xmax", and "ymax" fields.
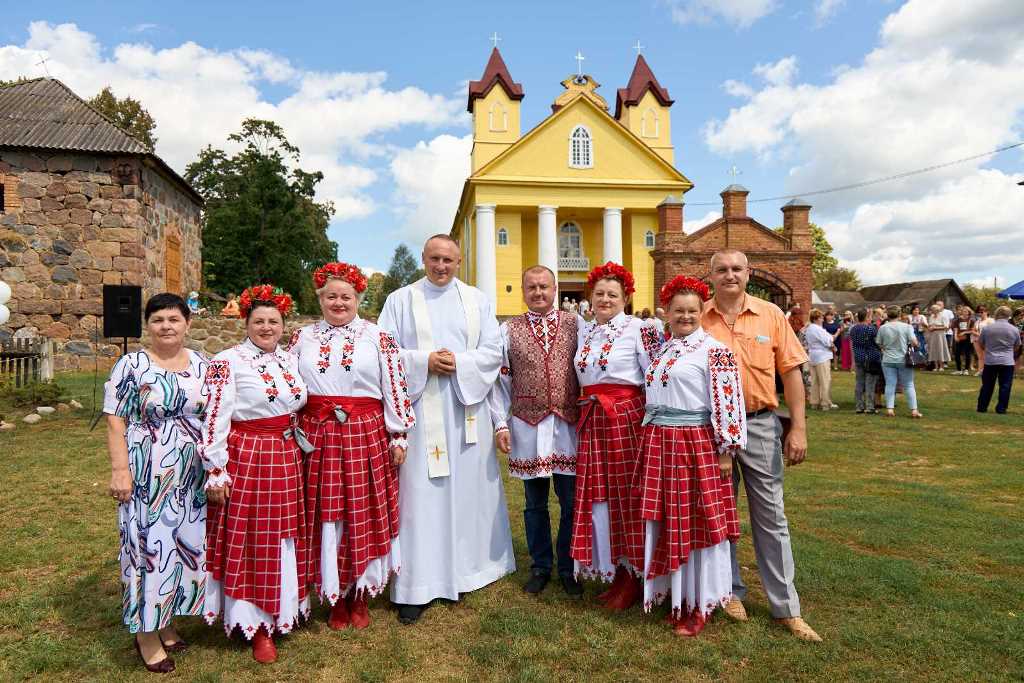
[
  {"xmin": 179, "ymin": 315, "xmax": 319, "ymax": 357},
  {"xmin": 0, "ymin": 150, "xmax": 202, "ymax": 371}
]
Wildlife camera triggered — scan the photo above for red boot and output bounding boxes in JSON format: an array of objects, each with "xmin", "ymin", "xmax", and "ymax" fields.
[
  {"xmin": 348, "ymin": 592, "xmax": 371, "ymax": 630},
  {"xmin": 597, "ymin": 565, "xmax": 629, "ymax": 604},
  {"xmin": 605, "ymin": 574, "xmax": 641, "ymax": 611},
  {"xmin": 328, "ymin": 597, "xmax": 350, "ymax": 630},
  {"xmin": 252, "ymin": 625, "xmax": 277, "ymax": 663},
  {"xmin": 674, "ymin": 608, "xmax": 707, "ymax": 638}
]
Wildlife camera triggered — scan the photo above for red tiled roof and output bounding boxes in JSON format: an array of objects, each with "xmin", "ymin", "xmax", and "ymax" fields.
[
  {"xmin": 614, "ymin": 55, "xmax": 673, "ymax": 119},
  {"xmin": 467, "ymin": 48, "xmax": 524, "ymax": 112}
]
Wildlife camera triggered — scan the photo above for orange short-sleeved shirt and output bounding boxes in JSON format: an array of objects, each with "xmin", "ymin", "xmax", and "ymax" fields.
[{"xmin": 703, "ymin": 294, "xmax": 808, "ymax": 413}]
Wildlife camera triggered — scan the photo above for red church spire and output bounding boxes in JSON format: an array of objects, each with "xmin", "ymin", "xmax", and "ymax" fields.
[
  {"xmin": 614, "ymin": 54, "xmax": 674, "ymax": 119},
  {"xmin": 467, "ymin": 47, "xmax": 525, "ymax": 113}
]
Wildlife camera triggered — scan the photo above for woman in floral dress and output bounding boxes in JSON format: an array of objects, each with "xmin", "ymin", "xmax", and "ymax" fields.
[
  {"xmin": 638, "ymin": 276, "xmax": 746, "ymax": 637},
  {"xmin": 105, "ymin": 293, "xmax": 208, "ymax": 674},
  {"xmin": 571, "ymin": 262, "xmax": 663, "ymax": 611}
]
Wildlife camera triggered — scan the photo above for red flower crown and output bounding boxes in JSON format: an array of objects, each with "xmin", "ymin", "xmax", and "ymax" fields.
[
  {"xmin": 239, "ymin": 284, "xmax": 294, "ymax": 318},
  {"xmin": 313, "ymin": 262, "xmax": 368, "ymax": 293},
  {"xmin": 659, "ymin": 275, "xmax": 710, "ymax": 306},
  {"xmin": 586, "ymin": 261, "xmax": 635, "ymax": 296}
]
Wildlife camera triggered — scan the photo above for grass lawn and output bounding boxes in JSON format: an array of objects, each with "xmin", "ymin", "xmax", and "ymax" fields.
[{"xmin": 0, "ymin": 370, "xmax": 1021, "ymax": 682}]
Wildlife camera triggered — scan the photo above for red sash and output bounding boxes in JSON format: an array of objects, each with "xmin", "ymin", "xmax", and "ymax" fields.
[
  {"xmin": 230, "ymin": 413, "xmax": 293, "ymax": 434},
  {"xmin": 576, "ymin": 383, "xmax": 643, "ymax": 435},
  {"xmin": 304, "ymin": 394, "xmax": 383, "ymax": 423}
]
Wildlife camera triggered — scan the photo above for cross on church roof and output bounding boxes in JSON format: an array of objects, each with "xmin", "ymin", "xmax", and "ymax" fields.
[
  {"xmin": 489, "ymin": 32, "xmax": 502, "ymax": 48},
  {"xmin": 728, "ymin": 164, "xmax": 742, "ymax": 180},
  {"xmin": 574, "ymin": 50, "xmax": 586, "ymax": 78},
  {"xmin": 633, "ymin": 40, "xmax": 644, "ymax": 55},
  {"xmin": 35, "ymin": 54, "xmax": 50, "ymax": 77}
]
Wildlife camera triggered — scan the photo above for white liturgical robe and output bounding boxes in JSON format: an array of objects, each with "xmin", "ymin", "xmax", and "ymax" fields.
[{"xmin": 378, "ymin": 277, "xmax": 515, "ymax": 604}]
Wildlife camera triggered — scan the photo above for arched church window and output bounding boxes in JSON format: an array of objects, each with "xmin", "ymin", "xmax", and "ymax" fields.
[
  {"xmin": 568, "ymin": 125, "xmax": 593, "ymax": 169},
  {"xmin": 497, "ymin": 227, "xmax": 508, "ymax": 246},
  {"xmin": 644, "ymin": 230, "xmax": 655, "ymax": 248},
  {"xmin": 488, "ymin": 102, "xmax": 508, "ymax": 132},
  {"xmin": 558, "ymin": 221, "xmax": 582, "ymax": 258},
  {"xmin": 641, "ymin": 108, "xmax": 659, "ymax": 138}
]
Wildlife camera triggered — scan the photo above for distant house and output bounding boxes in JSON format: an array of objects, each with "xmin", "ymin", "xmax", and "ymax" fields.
[{"xmin": 814, "ymin": 278, "xmax": 972, "ymax": 313}]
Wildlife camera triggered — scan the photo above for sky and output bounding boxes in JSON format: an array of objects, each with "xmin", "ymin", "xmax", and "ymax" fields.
[{"xmin": 2, "ymin": 0, "xmax": 1022, "ymax": 288}]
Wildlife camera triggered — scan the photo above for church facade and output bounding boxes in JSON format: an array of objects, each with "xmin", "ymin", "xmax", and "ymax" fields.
[{"xmin": 451, "ymin": 49, "xmax": 692, "ymax": 316}]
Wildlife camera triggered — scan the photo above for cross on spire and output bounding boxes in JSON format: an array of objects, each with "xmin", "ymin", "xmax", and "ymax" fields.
[
  {"xmin": 633, "ymin": 40, "xmax": 645, "ymax": 55},
  {"xmin": 489, "ymin": 32, "xmax": 502, "ymax": 48},
  {"xmin": 728, "ymin": 164, "xmax": 742, "ymax": 180},
  {"xmin": 35, "ymin": 54, "xmax": 50, "ymax": 77},
  {"xmin": 574, "ymin": 50, "xmax": 586, "ymax": 78}
]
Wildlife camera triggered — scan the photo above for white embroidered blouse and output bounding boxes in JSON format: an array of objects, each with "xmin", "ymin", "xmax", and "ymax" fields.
[
  {"xmin": 200, "ymin": 338, "xmax": 308, "ymax": 488},
  {"xmin": 287, "ymin": 317, "xmax": 415, "ymax": 437},
  {"xmin": 643, "ymin": 328, "xmax": 747, "ymax": 455},
  {"xmin": 575, "ymin": 311, "xmax": 664, "ymax": 387}
]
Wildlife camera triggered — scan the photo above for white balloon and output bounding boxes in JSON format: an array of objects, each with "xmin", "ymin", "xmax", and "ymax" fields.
[
  {"xmin": 0, "ymin": 280, "xmax": 10, "ymax": 305},
  {"xmin": 0, "ymin": 304, "xmax": 9, "ymax": 325}
]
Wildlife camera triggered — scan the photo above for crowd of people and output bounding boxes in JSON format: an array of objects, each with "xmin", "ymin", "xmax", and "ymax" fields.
[
  {"xmin": 782, "ymin": 299, "xmax": 1022, "ymax": 418},
  {"xmin": 120, "ymin": 239, "xmax": 984, "ymax": 672}
]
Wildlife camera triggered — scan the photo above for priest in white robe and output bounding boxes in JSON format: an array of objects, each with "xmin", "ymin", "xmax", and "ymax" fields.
[{"xmin": 378, "ymin": 234, "xmax": 515, "ymax": 624}]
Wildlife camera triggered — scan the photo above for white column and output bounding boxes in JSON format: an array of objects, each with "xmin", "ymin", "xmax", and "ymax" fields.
[
  {"xmin": 603, "ymin": 207, "xmax": 623, "ymax": 265},
  {"xmin": 537, "ymin": 205, "xmax": 559, "ymax": 276},
  {"xmin": 474, "ymin": 204, "xmax": 497, "ymax": 306}
]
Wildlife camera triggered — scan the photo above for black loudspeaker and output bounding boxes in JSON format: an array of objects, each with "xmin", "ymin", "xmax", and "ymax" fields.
[{"xmin": 103, "ymin": 285, "xmax": 143, "ymax": 338}]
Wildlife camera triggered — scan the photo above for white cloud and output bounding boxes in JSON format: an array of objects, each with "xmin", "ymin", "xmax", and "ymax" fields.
[
  {"xmin": 683, "ymin": 210, "xmax": 721, "ymax": 234},
  {"xmin": 965, "ymin": 276, "xmax": 1007, "ymax": 289},
  {"xmin": 701, "ymin": 0, "xmax": 1024, "ymax": 282},
  {"xmin": 389, "ymin": 134, "xmax": 472, "ymax": 244},
  {"xmin": 129, "ymin": 23, "xmax": 158, "ymax": 34},
  {"xmin": 813, "ymin": 0, "xmax": 845, "ymax": 25},
  {"xmin": 665, "ymin": 0, "xmax": 777, "ymax": 29},
  {"xmin": 722, "ymin": 79, "xmax": 754, "ymax": 98},
  {"xmin": 0, "ymin": 21, "xmax": 465, "ymax": 222}
]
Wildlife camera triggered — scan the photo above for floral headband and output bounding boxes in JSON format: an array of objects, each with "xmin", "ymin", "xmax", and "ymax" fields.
[
  {"xmin": 586, "ymin": 261, "xmax": 635, "ymax": 296},
  {"xmin": 313, "ymin": 262, "xmax": 368, "ymax": 293},
  {"xmin": 659, "ymin": 275, "xmax": 710, "ymax": 306},
  {"xmin": 239, "ymin": 284, "xmax": 294, "ymax": 318}
]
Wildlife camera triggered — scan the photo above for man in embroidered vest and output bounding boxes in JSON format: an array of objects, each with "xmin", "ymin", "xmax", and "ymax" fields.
[
  {"xmin": 378, "ymin": 234, "xmax": 515, "ymax": 624},
  {"xmin": 488, "ymin": 266, "xmax": 583, "ymax": 597}
]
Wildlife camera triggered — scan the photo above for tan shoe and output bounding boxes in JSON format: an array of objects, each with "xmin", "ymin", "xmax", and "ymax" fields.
[
  {"xmin": 774, "ymin": 616, "xmax": 822, "ymax": 642},
  {"xmin": 722, "ymin": 597, "xmax": 748, "ymax": 622}
]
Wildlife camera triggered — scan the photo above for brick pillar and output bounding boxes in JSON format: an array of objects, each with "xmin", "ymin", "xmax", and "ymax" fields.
[
  {"xmin": 721, "ymin": 184, "xmax": 749, "ymax": 219},
  {"xmin": 657, "ymin": 195, "xmax": 683, "ymax": 233},
  {"xmin": 781, "ymin": 198, "xmax": 813, "ymax": 251}
]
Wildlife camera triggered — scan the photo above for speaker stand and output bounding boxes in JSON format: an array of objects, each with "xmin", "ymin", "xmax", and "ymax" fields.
[{"xmin": 122, "ymin": 337, "xmax": 128, "ymax": 357}]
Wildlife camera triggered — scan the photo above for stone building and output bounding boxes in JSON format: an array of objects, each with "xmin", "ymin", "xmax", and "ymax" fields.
[
  {"xmin": 652, "ymin": 185, "xmax": 815, "ymax": 313},
  {"xmin": 0, "ymin": 78, "xmax": 203, "ymax": 369}
]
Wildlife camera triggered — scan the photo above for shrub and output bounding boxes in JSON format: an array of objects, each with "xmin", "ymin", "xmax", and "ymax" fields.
[{"xmin": 0, "ymin": 380, "xmax": 68, "ymax": 408}]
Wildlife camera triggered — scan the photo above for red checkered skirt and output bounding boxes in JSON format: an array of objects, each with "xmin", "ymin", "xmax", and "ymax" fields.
[
  {"xmin": 205, "ymin": 422, "xmax": 308, "ymax": 620},
  {"xmin": 637, "ymin": 424, "xmax": 740, "ymax": 578},
  {"xmin": 571, "ymin": 391, "xmax": 646, "ymax": 572},
  {"xmin": 299, "ymin": 397, "xmax": 399, "ymax": 599}
]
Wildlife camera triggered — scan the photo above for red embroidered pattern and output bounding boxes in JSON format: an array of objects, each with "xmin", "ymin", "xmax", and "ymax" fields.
[
  {"xmin": 380, "ymin": 331, "xmax": 414, "ymax": 429},
  {"xmin": 577, "ymin": 317, "xmax": 627, "ymax": 374},
  {"xmin": 640, "ymin": 324, "xmax": 664, "ymax": 362},
  {"xmin": 203, "ymin": 360, "xmax": 230, "ymax": 447},
  {"xmin": 508, "ymin": 452, "xmax": 577, "ymax": 478},
  {"xmin": 708, "ymin": 346, "xmax": 744, "ymax": 451},
  {"xmin": 645, "ymin": 335, "xmax": 702, "ymax": 388}
]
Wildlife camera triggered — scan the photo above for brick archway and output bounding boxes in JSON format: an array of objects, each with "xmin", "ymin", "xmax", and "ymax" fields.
[{"xmin": 698, "ymin": 267, "xmax": 794, "ymax": 310}]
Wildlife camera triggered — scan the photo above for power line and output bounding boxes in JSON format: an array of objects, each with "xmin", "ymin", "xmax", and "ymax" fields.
[{"xmin": 685, "ymin": 141, "xmax": 1024, "ymax": 206}]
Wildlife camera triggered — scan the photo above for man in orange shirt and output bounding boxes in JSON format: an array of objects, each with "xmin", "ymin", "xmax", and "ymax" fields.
[{"xmin": 702, "ymin": 249, "xmax": 821, "ymax": 642}]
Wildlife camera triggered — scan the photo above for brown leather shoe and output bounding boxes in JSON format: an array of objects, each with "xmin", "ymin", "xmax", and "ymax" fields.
[
  {"xmin": 722, "ymin": 597, "xmax": 748, "ymax": 622},
  {"xmin": 774, "ymin": 616, "xmax": 823, "ymax": 642}
]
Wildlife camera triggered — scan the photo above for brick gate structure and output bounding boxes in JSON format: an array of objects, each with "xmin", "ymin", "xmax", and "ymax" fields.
[{"xmin": 652, "ymin": 184, "xmax": 814, "ymax": 313}]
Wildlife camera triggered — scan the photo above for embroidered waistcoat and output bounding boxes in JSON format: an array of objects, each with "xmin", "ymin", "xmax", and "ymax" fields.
[{"xmin": 507, "ymin": 313, "xmax": 580, "ymax": 425}]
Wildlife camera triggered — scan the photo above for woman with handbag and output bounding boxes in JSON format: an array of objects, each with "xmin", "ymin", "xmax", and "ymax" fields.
[{"xmin": 875, "ymin": 307, "xmax": 923, "ymax": 418}]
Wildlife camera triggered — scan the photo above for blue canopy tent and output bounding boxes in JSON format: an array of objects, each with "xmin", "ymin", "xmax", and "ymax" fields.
[{"xmin": 996, "ymin": 279, "xmax": 1024, "ymax": 299}]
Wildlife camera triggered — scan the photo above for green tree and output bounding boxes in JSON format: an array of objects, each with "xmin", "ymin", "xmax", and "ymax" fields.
[
  {"xmin": 380, "ymin": 244, "xmax": 424, "ymax": 304},
  {"xmin": 185, "ymin": 119, "xmax": 337, "ymax": 313},
  {"xmin": 815, "ymin": 266, "xmax": 862, "ymax": 291},
  {"xmin": 773, "ymin": 222, "xmax": 850, "ymax": 289},
  {"xmin": 961, "ymin": 284, "xmax": 1002, "ymax": 313},
  {"xmin": 87, "ymin": 87, "xmax": 157, "ymax": 150},
  {"xmin": 360, "ymin": 272, "xmax": 387, "ymax": 319}
]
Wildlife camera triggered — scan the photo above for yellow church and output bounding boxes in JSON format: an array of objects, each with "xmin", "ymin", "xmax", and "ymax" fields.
[{"xmin": 451, "ymin": 47, "xmax": 692, "ymax": 316}]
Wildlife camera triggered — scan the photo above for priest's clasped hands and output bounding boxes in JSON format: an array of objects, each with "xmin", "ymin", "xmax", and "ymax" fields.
[{"xmin": 428, "ymin": 348, "xmax": 457, "ymax": 375}]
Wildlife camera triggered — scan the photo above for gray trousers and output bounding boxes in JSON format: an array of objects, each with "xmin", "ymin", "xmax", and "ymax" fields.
[
  {"xmin": 854, "ymin": 360, "xmax": 878, "ymax": 411},
  {"xmin": 729, "ymin": 411, "xmax": 801, "ymax": 618}
]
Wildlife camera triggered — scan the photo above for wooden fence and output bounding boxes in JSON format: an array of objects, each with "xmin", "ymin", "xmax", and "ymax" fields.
[{"xmin": 0, "ymin": 337, "xmax": 53, "ymax": 387}]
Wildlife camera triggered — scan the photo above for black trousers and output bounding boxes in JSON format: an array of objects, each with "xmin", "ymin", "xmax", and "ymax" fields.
[
  {"xmin": 954, "ymin": 340, "xmax": 974, "ymax": 371},
  {"xmin": 977, "ymin": 364, "xmax": 1015, "ymax": 413}
]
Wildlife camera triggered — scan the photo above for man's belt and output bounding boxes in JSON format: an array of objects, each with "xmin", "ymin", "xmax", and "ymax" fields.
[
  {"xmin": 745, "ymin": 407, "xmax": 774, "ymax": 418},
  {"xmin": 304, "ymin": 394, "xmax": 383, "ymax": 424},
  {"xmin": 576, "ymin": 383, "xmax": 643, "ymax": 435},
  {"xmin": 230, "ymin": 413, "xmax": 314, "ymax": 453}
]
